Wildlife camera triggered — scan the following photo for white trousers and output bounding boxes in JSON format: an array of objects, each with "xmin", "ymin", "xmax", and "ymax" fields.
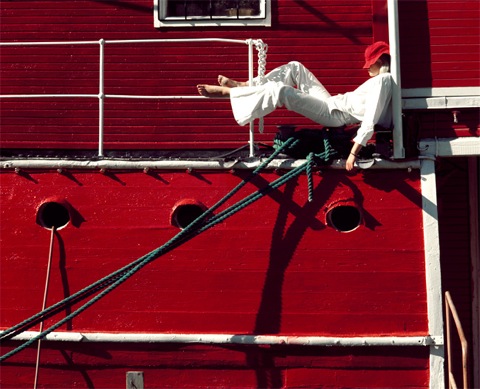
[{"xmin": 230, "ymin": 61, "xmax": 356, "ymax": 127}]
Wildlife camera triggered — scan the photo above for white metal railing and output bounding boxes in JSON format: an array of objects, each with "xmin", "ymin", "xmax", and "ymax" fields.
[
  {"xmin": 445, "ymin": 291, "xmax": 469, "ymax": 389},
  {"xmin": 7, "ymin": 330, "xmax": 440, "ymax": 347},
  {"xmin": 0, "ymin": 38, "xmax": 268, "ymax": 157}
]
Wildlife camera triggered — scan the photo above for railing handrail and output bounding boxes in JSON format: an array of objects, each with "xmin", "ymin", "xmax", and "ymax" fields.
[
  {"xmin": 0, "ymin": 38, "xmax": 268, "ymax": 157},
  {"xmin": 0, "ymin": 38, "xmax": 249, "ymax": 46},
  {"xmin": 445, "ymin": 290, "xmax": 469, "ymax": 389}
]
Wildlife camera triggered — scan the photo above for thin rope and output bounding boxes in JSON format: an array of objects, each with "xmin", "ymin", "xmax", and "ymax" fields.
[
  {"xmin": 0, "ymin": 137, "xmax": 335, "ymax": 363},
  {"xmin": 0, "ymin": 138, "xmax": 298, "ymax": 344},
  {"xmin": 33, "ymin": 226, "xmax": 55, "ymax": 389},
  {"xmin": 0, "ymin": 139, "xmax": 298, "ymax": 346},
  {"xmin": 0, "ymin": 146, "xmax": 308, "ymax": 363}
]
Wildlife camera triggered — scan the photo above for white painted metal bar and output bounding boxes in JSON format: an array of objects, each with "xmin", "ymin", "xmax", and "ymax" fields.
[
  {"xmin": 0, "ymin": 41, "xmax": 99, "ymax": 46},
  {"xmin": 0, "ymin": 94, "xmax": 98, "ymax": 98},
  {"xmin": 98, "ymin": 39, "xmax": 105, "ymax": 157},
  {"xmin": 247, "ymin": 39, "xmax": 255, "ymax": 157},
  {"xmin": 420, "ymin": 158, "xmax": 445, "ymax": 389},
  {"xmin": 0, "ymin": 38, "xmax": 247, "ymax": 47},
  {"xmin": 1, "ymin": 158, "xmax": 421, "ymax": 171},
  {"xmin": 105, "ymin": 95, "xmax": 207, "ymax": 99},
  {"xmin": 387, "ymin": 0, "xmax": 405, "ymax": 159},
  {"xmin": 7, "ymin": 330, "xmax": 441, "ymax": 347},
  {"xmin": 0, "ymin": 38, "xmax": 258, "ymax": 157},
  {"xmin": 104, "ymin": 38, "xmax": 247, "ymax": 45}
]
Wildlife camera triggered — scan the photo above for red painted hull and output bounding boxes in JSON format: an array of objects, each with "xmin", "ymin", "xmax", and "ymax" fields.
[
  {"xmin": 1, "ymin": 169, "xmax": 426, "ymax": 334},
  {"xmin": 1, "ymin": 343, "xmax": 429, "ymax": 388},
  {"xmin": 1, "ymin": 0, "xmax": 478, "ymax": 386},
  {"xmin": 0, "ymin": 168, "xmax": 430, "ymax": 387}
]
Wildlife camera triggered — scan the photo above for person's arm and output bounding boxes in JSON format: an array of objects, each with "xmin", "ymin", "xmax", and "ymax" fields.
[
  {"xmin": 352, "ymin": 74, "xmax": 393, "ymax": 148},
  {"xmin": 346, "ymin": 142, "xmax": 362, "ymax": 171},
  {"xmin": 346, "ymin": 74, "xmax": 392, "ymax": 171}
]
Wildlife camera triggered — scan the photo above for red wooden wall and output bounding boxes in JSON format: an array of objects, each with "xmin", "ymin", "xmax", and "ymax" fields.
[
  {"xmin": 0, "ymin": 169, "xmax": 427, "ymax": 336},
  {"xmin": 1, "ymin": 1, "xmax": 478, "ymax": 151},
  {"xmin": 0, "ymin": 168, "xmax": 429, "ymax": 387},
  {"xmin": 398, "ymin": 1, "xmax": 480, "ymax": 140},
  {"xmin": 0, "ymin": 0, "xmax": 380, "ymax": 150},
  {"xmin": 1, "ymin": 343, "xmax": 429, "ymax": 388},
  {"xmin": 398, "ymin": 0, "xmax": 480, "ymax": 89}
]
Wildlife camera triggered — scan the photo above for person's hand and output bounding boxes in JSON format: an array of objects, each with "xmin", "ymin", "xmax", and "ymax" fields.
[
  {"xmin": 347, "ymin": 143, "xmax": 362, "ymax": 172},
  {"xmin": 346, "ymin": 153, "xmax": 357, "ymax": 171}
]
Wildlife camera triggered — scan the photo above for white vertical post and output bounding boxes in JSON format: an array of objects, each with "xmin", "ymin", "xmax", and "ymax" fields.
[
  {"xmin": 98, "ymin": 39, "xmax": 105, "ymax": 157},
  {"xmin": 387, "ymin": 0, "xmax": 405, "ymax": 159},
  {"xmin": 420, "ymin": 158, "xmax": 445, "ymax": 389},
  {"xmin": 247, "ymin": 39, "xmax": 255, "ymax": 157}
]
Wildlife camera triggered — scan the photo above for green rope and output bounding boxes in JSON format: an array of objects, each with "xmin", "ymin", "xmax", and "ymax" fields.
[
  {"xmin": 0, "ymin": 136, "xmax": 334, "ymax": 363},
  {"xmin": 0, "ymin": 138, "xmax": 299, "ymax": 346},
  {"xmin": 0, "ymin": 135, "xmax": 338, "ymax": 362},
  {"xmin": 306, "ymin": 153, "xmax": 314, "ymax": 202},
  {"xmin": 273, "ymin": 128, "xmax": 338, "ymax": 164},
  {"xmin": 0, "ymin": 155, "xmax": 308, "ymax": 363}
]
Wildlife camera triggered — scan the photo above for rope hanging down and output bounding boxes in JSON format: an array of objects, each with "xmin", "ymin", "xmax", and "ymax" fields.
[{"xmin": 0, "ymin": 136, "xmax": 337, "ymax": 363}]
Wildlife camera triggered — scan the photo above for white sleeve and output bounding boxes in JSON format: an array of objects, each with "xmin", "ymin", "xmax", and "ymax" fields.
[{"xmin": 353, "ymin": 74, "xmax": 393, "ymax": 146}]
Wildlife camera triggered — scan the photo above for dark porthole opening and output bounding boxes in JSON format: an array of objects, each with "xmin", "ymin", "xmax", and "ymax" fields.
[
  {"xmin": 171, "ymin": 202, "xmax": 207, "ymax": 229},
  {"xmin": 37, "ymin": 202, "xmax": 70, "ymax": 230},
  {"xmin": 326, "ymin": 205, "xmax": 362, "ymax": 233}
]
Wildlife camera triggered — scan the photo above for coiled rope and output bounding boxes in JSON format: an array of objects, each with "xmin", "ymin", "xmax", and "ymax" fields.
[
  {"xmin": 0, "ymin": 136, "xmax": 336, "ymax": 363},
  {"xmin": 253, "ymin": 39, "xmax": 268, "ymax": 83}
]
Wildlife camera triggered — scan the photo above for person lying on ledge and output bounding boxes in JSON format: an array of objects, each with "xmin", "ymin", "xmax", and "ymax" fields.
[{"xmin": 197, "ymin": 41, "xmax": 393, "ymax": 171}]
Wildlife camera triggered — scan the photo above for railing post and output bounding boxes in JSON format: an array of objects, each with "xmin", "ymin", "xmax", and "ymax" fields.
[
  {"xmin": 1, "ymin": 38, "xmax": 263, "ymax": 156},
  {"xmin": 247, "ymin": 39, "xmax": 255, "ymax": 158},
  {"xmin": 98, "ymin": 39, "xmax": 105, "ymax": 157}
]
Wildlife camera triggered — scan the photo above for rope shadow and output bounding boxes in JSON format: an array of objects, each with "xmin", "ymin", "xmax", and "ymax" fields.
[
  {"xmin": 253, "ymin": 172, "xmax": 339, "ymax": 335},
  {"xmin": 245, "ymin": 173, "xmax": 340, "ymax": 388}
]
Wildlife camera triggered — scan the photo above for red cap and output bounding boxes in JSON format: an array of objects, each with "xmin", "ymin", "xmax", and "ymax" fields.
[{"xmin": 363, "ymin": 41, "xmax": 390, "ymax": 69}]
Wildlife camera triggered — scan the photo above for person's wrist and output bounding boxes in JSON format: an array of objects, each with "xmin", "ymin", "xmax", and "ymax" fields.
[{"xmin": 350, "ymin": 152, "xmax": 358, "ymax": 157}]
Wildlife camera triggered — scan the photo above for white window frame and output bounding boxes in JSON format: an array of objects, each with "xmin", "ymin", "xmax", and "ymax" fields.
[{"xmin": 154, "ymin": 0, "xmax": 271, "ymax": 28}]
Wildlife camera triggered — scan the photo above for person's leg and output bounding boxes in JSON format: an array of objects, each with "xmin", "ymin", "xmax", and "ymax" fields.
[
  {"xmin": 197, "ymin": 84, "xmax": 230, "ymax": 97},
  {"xmin": 217, "ymin": 61, "xmax": 330, "ymax": 99},
  {"xmin": 218, "ymin": 75, "xmax": 246, "ymax": 88},
  {"xmin": 262, "ymin": 61, "xmax": 331, "ymax": 100},
  {"xmin": 278, "ymin": 85, "xmax": 345, "ymax": 126},
  {"xmin": 230, "ymin": 81, "xmax": 346, "ymax": 127}
]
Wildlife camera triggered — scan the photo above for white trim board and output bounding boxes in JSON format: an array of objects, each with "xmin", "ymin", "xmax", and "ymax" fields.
[
  {"xmin": 402, "ymin": 87, "xmax": 480, "ymax": 98},
  {"xmin": 419, "ymin": 137, "xmax": 480, "ymax": 157},
  {"xmin": 402, "ymin": 87, "xmax": 480, "ymax": 109},
  {"xmin": 420, "ymin": 159, "xmax": 445, "ymax": 389}
]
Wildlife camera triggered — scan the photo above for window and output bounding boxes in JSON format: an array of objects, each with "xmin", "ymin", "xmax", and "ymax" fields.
[{"xmin": 154, "ymin": 0, "xmax": 271, "ymax": 27}]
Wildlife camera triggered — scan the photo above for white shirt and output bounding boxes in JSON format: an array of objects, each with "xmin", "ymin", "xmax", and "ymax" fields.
[{"xmin": 328, "ymin": 73, "xmax": 393, "ymax": 146}]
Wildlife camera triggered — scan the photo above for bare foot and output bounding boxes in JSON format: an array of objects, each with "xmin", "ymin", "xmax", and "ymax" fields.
[
  {"xmin": 218, "ymin": 75, "xmax": 246, "ymax": 88},
  {"xmin": 197, "ymin": 84, "xmax": 230, "ymax": 97}
]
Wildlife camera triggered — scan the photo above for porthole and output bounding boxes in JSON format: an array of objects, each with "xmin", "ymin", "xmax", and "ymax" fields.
[
  {"xmin": 171, "ymin": 199, "xmax": 207, "ymax": 229},
  {"xmin": 326, "ymin": 204, "xmax": 362, "ymax": 233},
  {"xmin": 37, "ymin": 201, "xmax": 70, "ymax": 230}
]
